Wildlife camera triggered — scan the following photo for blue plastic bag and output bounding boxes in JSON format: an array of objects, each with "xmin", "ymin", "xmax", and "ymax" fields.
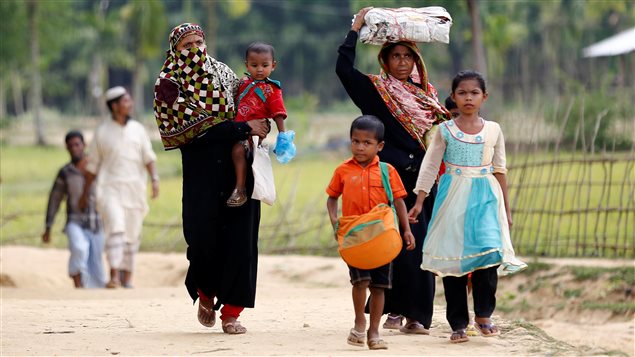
[{"xmin": 274, "ymin": 130, "xmax": 296, "ymax": 164}]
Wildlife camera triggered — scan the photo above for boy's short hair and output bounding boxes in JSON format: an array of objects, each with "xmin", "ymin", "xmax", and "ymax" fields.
[
  {"xmin": 65, "ymin": 130, "xmax": 84, "ymax": 144},
  {"xmin": 350, "ymin": 115, "xmax": 384, "ymax": 142},
  {"xmin": 245, "ymin": 41, "xmax": 275, "ymax": 60}
]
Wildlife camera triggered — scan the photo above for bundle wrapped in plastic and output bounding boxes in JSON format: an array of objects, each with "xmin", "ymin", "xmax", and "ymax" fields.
[
  {"xmin": 358, "ymin": 7, "xmax": 453, "ymax": 45},
  {"xmin": 273, "ymin": 130, "xmax": 296, "ymax": 164}
]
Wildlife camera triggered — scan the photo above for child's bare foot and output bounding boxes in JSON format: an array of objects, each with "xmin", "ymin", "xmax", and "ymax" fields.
[
  {"xmin": 474, "ymin": 317, "xmax": 500, "ymax": 337},
  {"xmin": 226, "ymin": 188, "xmax": 247, "ymax": 207}
]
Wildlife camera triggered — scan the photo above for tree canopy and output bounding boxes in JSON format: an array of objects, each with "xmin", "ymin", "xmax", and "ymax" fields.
[{"xmin": 0, "ymin": 0, "xmax": 633, "ymax": 122}]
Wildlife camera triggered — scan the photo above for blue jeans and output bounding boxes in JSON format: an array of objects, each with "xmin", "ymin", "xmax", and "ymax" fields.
[{"xmin": 65, "ymin": 222, "xmax": 106, "ymax": 288}]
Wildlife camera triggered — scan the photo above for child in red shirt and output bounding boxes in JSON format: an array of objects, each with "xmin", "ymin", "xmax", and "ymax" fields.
[
  {"xmin": 227, "ymin": 42, "xmax": 287, "ymax": 207},
  {"xmin": 326, "ymin": 115, "xmax": 415, "ymax": 350}
]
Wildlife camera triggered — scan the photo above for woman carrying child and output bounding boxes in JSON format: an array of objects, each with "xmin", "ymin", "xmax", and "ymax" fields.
[
  {"xmin": 409, "ymin": 70, "xmax": 526, "ymax": 343},
  {"xmin": 336, "ymin": 8, "xmax": 451, "ymax": 333},
  {"xmin": 153, "ymin": 23, "xmax": 269, "ymax": 334}
]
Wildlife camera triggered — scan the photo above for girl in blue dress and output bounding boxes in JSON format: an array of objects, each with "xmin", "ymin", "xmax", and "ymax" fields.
[{"xmin": 408, "ymin": 70, "xmax": 526, "ymax": 343}]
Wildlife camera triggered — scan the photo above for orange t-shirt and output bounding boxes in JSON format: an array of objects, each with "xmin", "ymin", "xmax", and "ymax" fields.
[{"xmin": 326, "ymin": 156, "xmax": 407, "ymax": 216}]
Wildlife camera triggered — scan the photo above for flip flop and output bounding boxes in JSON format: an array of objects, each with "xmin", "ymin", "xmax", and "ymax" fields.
[
  {"xmin": 450, "ymin": 329, "xmax": 469, "ymax": 343},
  {"xmin": 197, "ymin": 300, "xmax": 216, "ymax": 328},
  {"xmin": 222, "ymin": 321, "xmax": 247, "ymax": 334},
  {"xmin": 226, "ymin": 189, "xmax": 247, "ymax": 207},
  {"xmin": 399, "ymin": 321, "xmax": 430, "ymax": 335},
  {"xmin": 367, "ymin": 338, "xmax": 388, "ymax": 350},
  {"xmin": 383, "ymin": 314, "xmax": 403, "ymax": 329},
  {"xmin": 347, "ymin": 328, "xmax": 365, "ymax": 347},
  {"xmin": 475, "ymin": 322, "xmax": 500, "ymax": 337},
  {"xmin": 466, "ymin": 323, "xmax": 479, "ymax": 336}
]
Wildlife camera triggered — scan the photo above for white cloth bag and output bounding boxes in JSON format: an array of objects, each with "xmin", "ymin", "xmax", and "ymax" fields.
[
  {"xmin": 358, "ymin": 7, "xmax": 453, "ymax": 45},
  {"xmin": 251, "ymin": 136, "xmax": 276, "ymax": 205}
]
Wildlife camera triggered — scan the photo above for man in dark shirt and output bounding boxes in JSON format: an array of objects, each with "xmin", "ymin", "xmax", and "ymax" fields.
[{"xmin": 42, "ymin": 131, "xmax": 105, "ymax": 288}]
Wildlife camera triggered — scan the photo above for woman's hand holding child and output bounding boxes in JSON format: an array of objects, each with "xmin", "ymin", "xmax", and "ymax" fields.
[{"xmin": 402, "ymin": 231, "xmax": 416, "ymax": 251}]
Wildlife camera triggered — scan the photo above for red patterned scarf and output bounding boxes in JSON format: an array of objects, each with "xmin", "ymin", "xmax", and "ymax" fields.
[{"xmin": 368, "ymin": 41, "xmax": 450, "ymax": 150}]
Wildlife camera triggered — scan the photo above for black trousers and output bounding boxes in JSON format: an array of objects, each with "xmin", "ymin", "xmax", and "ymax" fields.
[{"xmin": 442, "ymin": 265, "xmax": 498, "ymax": 331}]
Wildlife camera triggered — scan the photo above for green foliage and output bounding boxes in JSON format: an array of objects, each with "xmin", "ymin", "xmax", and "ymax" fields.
[
  {"xmin": 581, "ymin": 301, "xmax": 635, "ymax": 314},
  {"xmin": 543, "ymin": 88, "xmax": 634, "ymax": 151},
  {"xmin": 1, "ymin": 0, "xmax": 634, "ymax": 119},
  {"xmin": 569, "ymin": 266, "xmax": 635, "ymax": 283},
  {"xmin": 119, "ymin": 1, "xmax": 167, "ymax": 60},
  {"xmin": 563, "ymin": 288, "xmax": 582, "ymax": 298},
  {"xmin": 519, "ymin": 261, "xmax": 552, "ymax": 275}
]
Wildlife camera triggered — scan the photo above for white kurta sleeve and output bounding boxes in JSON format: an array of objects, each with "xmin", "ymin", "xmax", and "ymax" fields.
[
  {"xmin": 492, "ymin": 123, "xmax": 508, "ymax": 174},
  {"xmin": 85, "ymin": 129, "xmax": 101, "ymax": 175},
  {"xmin": 140, "ymin": 125, "xmax": 157, "ymax": 165},
  {"xmin": 413, "ymin": 126, "xmax": 446, "ymax": 196}
]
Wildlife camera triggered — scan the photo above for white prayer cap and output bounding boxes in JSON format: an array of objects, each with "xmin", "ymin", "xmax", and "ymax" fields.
[{"xmin": 105, "ymin": 86, "xmax": 127, "ymax": 102}]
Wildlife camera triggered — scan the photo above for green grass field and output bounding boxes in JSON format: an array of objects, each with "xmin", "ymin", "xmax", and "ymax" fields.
[{"xmin": 1, "ymin": 145, "xmax": 633, "ymax": 257}]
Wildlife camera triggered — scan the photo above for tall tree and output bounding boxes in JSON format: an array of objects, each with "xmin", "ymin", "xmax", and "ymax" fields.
[
  {"xmin": 120, "ymin": 1, "xmax": 167, "ymax": 115},
  {"xmin": 0, "ymin": 0, "xmax": 28, "ymax": 118},
  {"xmin": 467, "ymin": 0, "xmax": 487, "ymax": 77},
  {"xmin": 27, "ymin": 0, "xmax": 45, "ymax": 145}
]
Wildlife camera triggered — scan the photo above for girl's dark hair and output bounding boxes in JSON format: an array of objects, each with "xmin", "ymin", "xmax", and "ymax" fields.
[
  {"xmin": 245, "ymin": 41, "xmax": 275, "ymax": 60},
  {"xmin": 444, "ymin": 96, "xmax": 457, "ymax": 110},
  {"xmin": 65, "ymin": 130, "xmax": 84, "ymax": 144},
  {"xmin": 451, "ymin": 70, "xmax": 486, "ymax": 93},
  {"xmin": 350, "ymin": 115, "xmax": 385, "ymax": 142}
]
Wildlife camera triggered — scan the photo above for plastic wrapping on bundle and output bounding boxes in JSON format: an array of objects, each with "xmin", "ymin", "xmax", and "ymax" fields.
[
  {"xmin": 358, "ymin": 7, "xmax": 453, "ymax": 45},
  {"xmin": 274, "ymin": 130, "xmax": 296, "ymax": 164}
]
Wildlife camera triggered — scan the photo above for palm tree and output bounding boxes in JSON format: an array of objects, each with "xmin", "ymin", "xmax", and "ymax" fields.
[{"xmin": 119, "ymin": 1, "xmax": 167, "ymax": 116}]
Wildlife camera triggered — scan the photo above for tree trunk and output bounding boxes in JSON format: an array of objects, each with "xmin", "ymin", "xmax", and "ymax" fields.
[
  {"xmin": 89, "ymin": 0, "xmax": 108, "ymax": 117},
  {"xmin": 11, "ymin": 72, "xmax": 25, "ymax": 117},
  {"xmin": 132, "ymin": 61, "xmax": 146, "ymax": 118},
  {"xmin": 467, "ymin": 0, "xmax": 487, "ymax": 77},
  {"xmin": 0, "ymin": 80, "xmax": 5, "ymax": 119},
  {"xmin": 448, "ymin": 41, "xmax": 463, "ymax": 77},
  {"xmin": 205, "ymin": 2, "xmax": 218, "ymax": 57},
  {"xmin": 27, "ymin": 0, "xmax": 45, "ymax": 145},
  {"xmin": 89, "ymin": 54, "xmax": 106, "ymax": 116}
]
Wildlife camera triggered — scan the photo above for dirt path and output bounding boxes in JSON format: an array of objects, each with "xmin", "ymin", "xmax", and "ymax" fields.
[{"xmin": 1, "ymin": 246, "xmax": 630, "ymax": 356}]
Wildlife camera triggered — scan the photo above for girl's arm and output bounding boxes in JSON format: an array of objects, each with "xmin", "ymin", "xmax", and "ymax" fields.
[
  {"xmin": 408, "ymin": 128, "xmax": 446, "ymax": 222},
  {"xmin": 494, "ymin": 173, "xmax": 513, "ymax": 228},
  {"xmin": 394, "ymin": 197, "xmax": 415, "ymax": 250},
  {"xmin": 492, "ymin": 124, "xmax": 511, "ymax": 228}
]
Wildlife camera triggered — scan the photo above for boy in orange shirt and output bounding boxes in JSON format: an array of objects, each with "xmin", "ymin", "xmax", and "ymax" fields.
[{"xmin": 326, "ymin": 115, "xmax": 415, "ymax": 350}]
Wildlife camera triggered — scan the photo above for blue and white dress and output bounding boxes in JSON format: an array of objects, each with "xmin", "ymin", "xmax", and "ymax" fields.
[{"xmin": 413, "ymin": 119, "xmax": 526, "ymax": 277}]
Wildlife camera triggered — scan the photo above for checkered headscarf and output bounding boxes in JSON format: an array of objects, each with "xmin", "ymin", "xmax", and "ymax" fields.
[
  {"xmin": 153, "ymin": 23, "xmax": 239, "ymax": 150},
  {"xmin": 168, "ymin": 23, "xmax": 205, "ymax": 52}
]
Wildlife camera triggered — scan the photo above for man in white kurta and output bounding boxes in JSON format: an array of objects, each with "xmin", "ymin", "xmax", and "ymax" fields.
[{"xmin": 81, "ymin": 86, "xmax": 159, "ymax": 288}]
